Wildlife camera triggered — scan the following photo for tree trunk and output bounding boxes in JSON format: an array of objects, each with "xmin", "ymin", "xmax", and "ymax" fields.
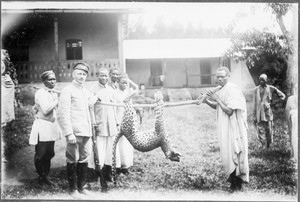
[{"xmin": 276, "ymin": 4, "xmax": 298, "ymax": 96}]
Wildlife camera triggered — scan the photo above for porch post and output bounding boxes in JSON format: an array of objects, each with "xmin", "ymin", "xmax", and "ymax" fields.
[
  {"xmin": 118, "ymin": 14, "xmax": 128, "ymax": 73},
  {"xmin": 54, "ymin": 16, "xmax": 60, "ymax": 81},
  {"xmin": 162, "ymin": 59, "xmax": 166, "ymax": 88},
  {"xmin": 185, "ymin": 58, "xmax": 188, "ymax": 87}
]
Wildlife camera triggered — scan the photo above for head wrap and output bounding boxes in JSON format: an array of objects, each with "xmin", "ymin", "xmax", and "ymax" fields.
[
  {"xmin": 118, "ymin": 73, "xmax": 128, "ymax": 80},
  {"xmin": 109, "ymin": 67, "xmax": 120, "ymax": 74},
  {"xmin": 41, "ymin": 70, "xmax": 55, "ymax": 81},
  {"xmin": 73, "ymin": 62, "xmax": 89, "ymax": 73},
  {"xmin": 259, "ymin": 74, "xmax": 267, "ymax": 81}
]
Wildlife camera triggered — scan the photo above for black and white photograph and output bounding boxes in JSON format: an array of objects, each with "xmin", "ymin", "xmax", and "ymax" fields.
[{"xmin": 1, "ymin": 1, "xmax": 298, "ymax": 200}]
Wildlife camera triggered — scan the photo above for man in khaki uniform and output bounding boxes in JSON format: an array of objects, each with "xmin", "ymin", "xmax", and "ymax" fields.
[{"xmin": 57, "ymin": 62, "xmax": 99, "ymax": 198}]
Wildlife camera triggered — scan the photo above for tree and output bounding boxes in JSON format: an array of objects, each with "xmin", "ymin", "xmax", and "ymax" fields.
[
  {"xmin": 224, "ymin": 30, "xmax": 291, "ymax": 92},
  {"xmin": 267, "ymin": 3, "xmax": 298, "ymax": 96},
  {"xmin": 224, "ymin": 3, "xmax": 297, "ymax": 96}
]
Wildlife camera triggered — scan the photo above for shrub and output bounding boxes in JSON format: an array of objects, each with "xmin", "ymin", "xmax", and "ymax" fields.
[{"xmin": 2, "ymin": 106, "xmax": 35, "ymax": 159}]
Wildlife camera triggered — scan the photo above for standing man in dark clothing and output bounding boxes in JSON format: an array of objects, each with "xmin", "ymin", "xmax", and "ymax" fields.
[{"xmin": 253, "ymin": 74, "xmax": 286, "ymax": 148}]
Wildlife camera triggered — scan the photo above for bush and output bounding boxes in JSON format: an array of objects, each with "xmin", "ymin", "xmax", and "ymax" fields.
[{"xmin": 2, "ymin": 106, "xmax": 35, "ymax": 159}]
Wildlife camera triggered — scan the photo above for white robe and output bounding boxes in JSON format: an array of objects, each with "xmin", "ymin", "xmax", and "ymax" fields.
[
  {"xmin": 115, "ymin": 88, "xmax": 134, "ymax": 168},
  {"xmin": 216, "ymin": 82, "xmax": 249, "ymax": 182}
]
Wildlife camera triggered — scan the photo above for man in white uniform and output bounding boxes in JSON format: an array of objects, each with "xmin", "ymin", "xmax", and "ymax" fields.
[{"xmin": 29, "ymin": 70, "xmax": 61, "ymax": 186}]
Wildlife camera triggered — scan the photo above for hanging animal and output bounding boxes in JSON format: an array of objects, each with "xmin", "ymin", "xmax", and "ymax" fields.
[{"xmin": 112, "ymin": 91, "xmax": 181, "ymax": 184}]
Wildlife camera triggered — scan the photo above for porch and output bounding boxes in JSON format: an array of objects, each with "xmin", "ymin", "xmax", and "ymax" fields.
[{"xmin": 15, "ymin": 59, "xmax": 120, "ymax": 83}]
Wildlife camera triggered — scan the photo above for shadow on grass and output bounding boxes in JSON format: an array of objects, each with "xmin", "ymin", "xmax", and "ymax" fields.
[{"xmin": 247, "ymin": 116, "xmax": 297, "ymax": 195}]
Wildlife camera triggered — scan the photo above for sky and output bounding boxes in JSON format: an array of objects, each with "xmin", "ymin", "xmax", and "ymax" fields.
[
  {"xmin": 128, "ymin": 2, "xmax": 295, "ymax": 35},
  {"xmin": 1, "ymin": 1, "xmax": 296, "ymax": 36}
]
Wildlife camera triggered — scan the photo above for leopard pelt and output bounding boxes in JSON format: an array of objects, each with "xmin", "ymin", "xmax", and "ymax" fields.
[{"xmin": 112, "ymin": 91, "xmax": 180, "ymax": 184}]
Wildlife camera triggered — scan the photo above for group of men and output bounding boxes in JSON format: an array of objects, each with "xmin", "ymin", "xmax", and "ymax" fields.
[
  {"xmin": 29, "ymin": 63, "xmax": 137, "ymax": 198},
  {"xmin": 28, "ymin": 62, "xmax": 288, "ymax": 197}
]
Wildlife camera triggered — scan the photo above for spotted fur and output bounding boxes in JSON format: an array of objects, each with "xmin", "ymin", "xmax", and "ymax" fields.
[{"xmin": 112, "ymin": 91, "xmax": 180, "ymax": 184}]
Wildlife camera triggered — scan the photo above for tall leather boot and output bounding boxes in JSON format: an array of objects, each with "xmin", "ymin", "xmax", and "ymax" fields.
[
  {"xmin": 102, "ymin": 165, "xmax": 112, "ymax": 182},
  {"xmin": 105, "ymin": 165, "xmax": 113, "ymax": 182},
  {"xmin": 95, "ymin": 165, "xmax": 108, "ymax": 192},
  {"xmin": 77, "ymin": 163, "xmax": 90, "ymax": 195},
  {"xmin": 67, "ymin": 163, "xmax": 77, "ymax": 192}
]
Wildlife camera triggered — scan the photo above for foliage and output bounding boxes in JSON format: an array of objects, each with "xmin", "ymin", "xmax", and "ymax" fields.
[
  {"xmin": 128, "ymin": 16, "xmax": 234, "ymax": 39},
  {"xmin": 223, "ymin": 30, "xmax": 291, "ymax": 92},
  {"xmin": 267, "ymin": 3, "xmax": 292, "ymax": 16},
  {"xmin": 3, "ymin": 13, "xmax": 53, "ymax": 62},
  {"xmin": 2, "ymin": 106, "xmax": 34, "ymax": 159},
  {"xmin": 1, "ymin": 49, "xmax": 18, "ymax": 85},
  {"xmin": 248, "ymin": 114, "xmax": 297, "ymax": 195}
]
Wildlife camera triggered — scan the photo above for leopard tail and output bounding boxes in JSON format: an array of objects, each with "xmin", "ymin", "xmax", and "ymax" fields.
[{"xmin": 112, "ymin": 131, "xmax": 123, "ymax": 185}]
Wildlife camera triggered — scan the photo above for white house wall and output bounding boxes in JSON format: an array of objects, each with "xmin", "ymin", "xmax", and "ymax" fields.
[
  {"xmin": 186, "ymin": 59, "xmax": 200, "ymax": 87},
  {"xmin": 126, "ymin": 57, "xmax": 222, "ymax": 88},
  {"xmin": 165, "ymin": 59, "xmax": 187, "ymax": 88},
  {"xmin": 126, "ymin": 59, "xmax": 151, "ymax": 87}
]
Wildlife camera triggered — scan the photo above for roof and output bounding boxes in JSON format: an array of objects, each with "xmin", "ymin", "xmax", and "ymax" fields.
[
  {"xmin": 1, "ymin": 1, "xmax": 142, "ymax": 13},
  {"xmin": 123, "ymin": 38, "xmax": 232, "ymax": 59}
]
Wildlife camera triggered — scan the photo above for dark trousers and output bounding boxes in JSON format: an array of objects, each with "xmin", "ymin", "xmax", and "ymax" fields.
[{"xmin": 34, "ymin": 141, "xmax": 55, "ymax": 176}]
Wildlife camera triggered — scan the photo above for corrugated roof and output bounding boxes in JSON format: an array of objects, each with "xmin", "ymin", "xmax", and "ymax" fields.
[{"xmin": 123, "ymin": 38, "xmax": 232, "ymax": 59}]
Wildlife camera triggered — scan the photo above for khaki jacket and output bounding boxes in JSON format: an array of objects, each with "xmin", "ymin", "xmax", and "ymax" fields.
[
  {"xmin": 57, "ymin": 81, "xmax": 97, "ymax": 137},
  {"xmin": 91, "ymin": 82, "xmax": 118, "ymax": 137}
]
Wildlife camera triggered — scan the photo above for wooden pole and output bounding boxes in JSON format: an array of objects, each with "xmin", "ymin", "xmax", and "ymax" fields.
[{"xmin": 30, "ymin": 85, "xmax": 222, "ymax": 108}]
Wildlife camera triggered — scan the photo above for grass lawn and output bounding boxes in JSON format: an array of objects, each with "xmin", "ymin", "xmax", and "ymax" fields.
[{"xmin": 1, "ymin": 104, "xmax": 297, "ymax": 200}]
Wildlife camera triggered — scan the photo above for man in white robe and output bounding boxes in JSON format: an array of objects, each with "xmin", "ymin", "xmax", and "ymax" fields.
[
  {"xmin": 203, "ymin": 66, "xmax": 249, "ymax": 192},
  {"xmin": 114, "ymin": 74, "xmax": 138, "ymax": 175}
]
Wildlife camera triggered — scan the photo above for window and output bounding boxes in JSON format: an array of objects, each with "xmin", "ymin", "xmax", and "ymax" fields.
[
  {"xmin": 200, "ymin": 59, "xmax": 212, "ymax": 85},
  {"xmin": 66, "ymin": 39, "xmax": 82, "ymax": 60},
  {"xmin": 150, "ymin": 60, "xmax": 163, "ymax": 86}
]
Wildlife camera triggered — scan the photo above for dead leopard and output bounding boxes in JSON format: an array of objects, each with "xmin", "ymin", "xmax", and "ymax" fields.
[{"xmin": 112, "ymin": 91, "xmax": 181, "ymax": 184}]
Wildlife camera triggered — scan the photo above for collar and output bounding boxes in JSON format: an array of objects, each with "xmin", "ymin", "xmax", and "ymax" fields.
[
  {"xmin": 72, "ymin": 80, "xmax": 84, "ymax": 88},
  {"xmin": 98, "ymin": 81, "xmax": 108, "ymax": 88},
  {"xmin": 259, "ymin": 84, "xmax": 267, "ymax": 88}
]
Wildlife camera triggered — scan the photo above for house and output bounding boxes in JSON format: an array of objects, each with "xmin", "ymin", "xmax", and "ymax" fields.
[
  {"xmin": 1, "ymin": 2, "xmax": 140, "ymax": 84},
  {"xmin": 123, "ymin": 38, "xmax": 255, "ymax": 101},
  {"xmin": 2, "ymin": 2, "xmax": 254, "ymax": 102},
  {"xmin": 124, "ymin": 38, "xmax": 254, "ymax": 89}
]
